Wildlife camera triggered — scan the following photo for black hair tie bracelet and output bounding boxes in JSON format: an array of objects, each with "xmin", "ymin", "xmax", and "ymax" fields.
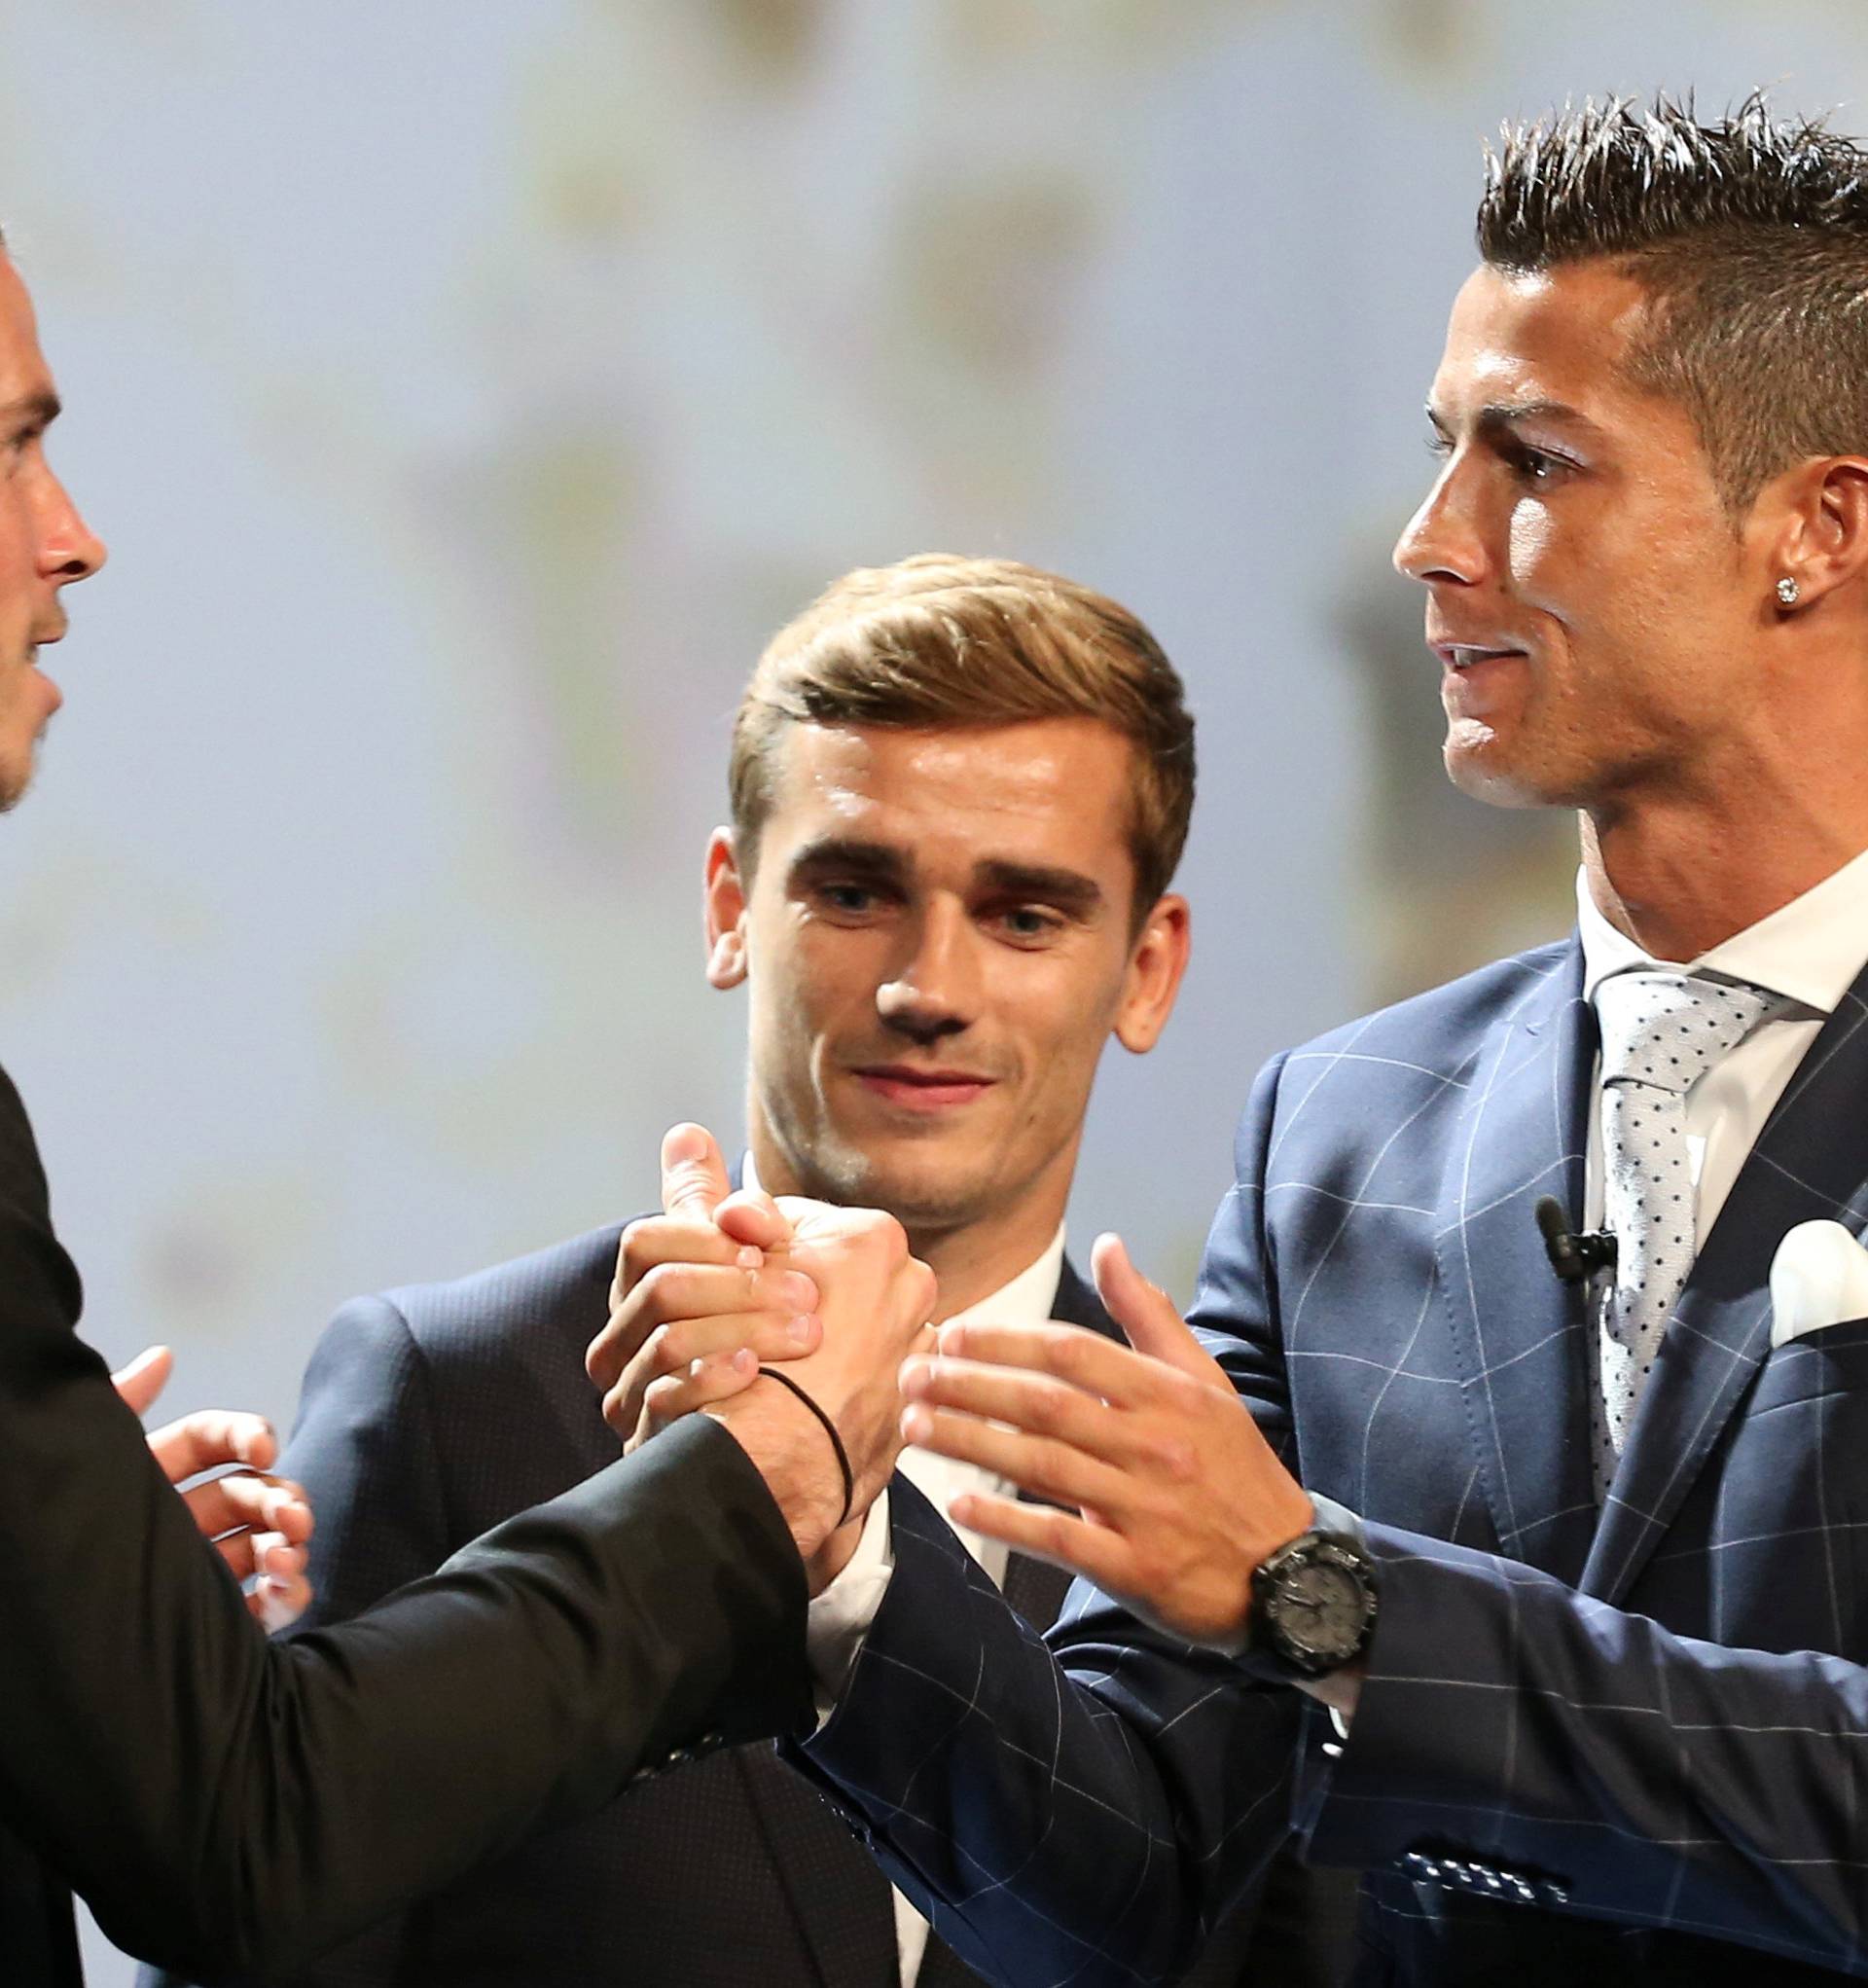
[{"xmin": 759, "ymin": 1368, "xmax": 854, "ymax": 1528}]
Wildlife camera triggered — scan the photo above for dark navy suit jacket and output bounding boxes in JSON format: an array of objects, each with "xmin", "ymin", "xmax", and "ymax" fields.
[
  {"xmin": 146, "ymin": 1226, "xmax": 1338, "ymax": 1986},
  {"xmin": 795, "ymin": 937, "xmax": 1868, "ymax": 1983}
]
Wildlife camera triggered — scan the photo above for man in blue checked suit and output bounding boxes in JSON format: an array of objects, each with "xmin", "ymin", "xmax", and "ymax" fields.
[{"xmin": 640, "ymin": 96, "xmax": 1868, "ymax": 1983}]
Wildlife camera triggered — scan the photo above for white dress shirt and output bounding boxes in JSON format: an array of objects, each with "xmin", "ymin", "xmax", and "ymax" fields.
[
  {"xmin": 799, "ymin": 1213, "xmax": 1067, "ymax": 1988},
  {"xmin": 1576, "ymin": 848, "xmax": 1868, "ymax": 1236}
]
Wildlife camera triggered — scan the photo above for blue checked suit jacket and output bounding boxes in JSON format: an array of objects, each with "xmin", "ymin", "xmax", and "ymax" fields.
[{"xmin": 797, "ymin": 934, "xmax": 1868, "ymax": 1984}]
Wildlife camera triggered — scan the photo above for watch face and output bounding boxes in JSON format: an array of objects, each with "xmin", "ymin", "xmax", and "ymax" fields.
[{"xmin": 1274, "ymin": 1559, "xmax": 1367, "ymax": 1661}]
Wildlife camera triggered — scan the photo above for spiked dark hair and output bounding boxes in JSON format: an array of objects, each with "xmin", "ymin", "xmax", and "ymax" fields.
[{"xmin": 1478, "ymin": 92, "xmax": 1868, "ymax": 515}]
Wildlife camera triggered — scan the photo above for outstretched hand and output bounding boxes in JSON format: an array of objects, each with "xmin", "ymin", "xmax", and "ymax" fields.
[
  {"xmin": 112, "ymin": 1346, "xmax": 315, "ymax": 1632},
  {"xmin": 898, "ymin": 1233, "xmax": 1312, "ymax": 1648}
]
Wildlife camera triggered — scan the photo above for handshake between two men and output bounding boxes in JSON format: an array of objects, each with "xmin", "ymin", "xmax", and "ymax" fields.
[{"xmin": 586, "ymin": 1122, "xmax": 1338, "ymax": 1701}]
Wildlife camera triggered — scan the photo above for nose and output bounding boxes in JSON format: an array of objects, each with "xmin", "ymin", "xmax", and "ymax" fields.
[
  {"xmin": 1392, "ymin": 458, "xmax": 1484, "ymax": 590},
  {"xmin": 39, "ymin": 474, "xmax": 106, "ymax": 589},
  {"xmin": 876, "ymin": 898, "xmax": 981, "ymax": 1046}
]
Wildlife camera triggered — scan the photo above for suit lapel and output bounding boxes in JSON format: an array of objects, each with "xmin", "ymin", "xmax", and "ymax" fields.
[
  {"xmin": 1582, "ymin": 966, "xmax": 1868, "ymax": 1604},
  {"xmin": 1432, "ymin": 940, "xmax": 1598, "ymax": 1585},
  {"xmin": 1050, "ymin": 1255, "xmax": 1118, "ymax": 1340},
  {"xmin": 991, "ymin": 1256, "xmax": 1113, "ymax": 1626}
]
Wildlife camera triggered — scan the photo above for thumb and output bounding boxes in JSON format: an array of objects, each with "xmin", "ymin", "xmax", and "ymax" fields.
[
  {"xmin": 112, "ymin": 1344, "xmax": 174, "ymax": 1420},
  {"xmin": 661, "ymin": 1123, "xmax": 732, "ymax": 1220},
  {"xmin": 1090, "ymin": 1235, "xmax": 1215, "ymax": 1382}
]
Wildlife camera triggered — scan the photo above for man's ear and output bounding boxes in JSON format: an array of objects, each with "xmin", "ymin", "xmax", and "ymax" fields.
[
  {"xmin": 703, "ymin": 828, "xmax": 750, "ymax": 989},
  {"xmin": 1113, "ymin": 893, "xmax": 1191, "ymax": 1054},
  {"xmin": 1764, "ymin": 455, "xmax": 1868, "ymax": 611}
]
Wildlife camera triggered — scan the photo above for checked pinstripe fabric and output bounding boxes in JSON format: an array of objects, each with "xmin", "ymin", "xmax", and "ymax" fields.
[{"xmin": 797, "ymin": 935, "xmax": 1868, "ymax": 1984}]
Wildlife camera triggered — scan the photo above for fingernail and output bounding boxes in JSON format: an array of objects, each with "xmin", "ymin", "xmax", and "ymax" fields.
[
  {"xmin": 732, "ymin": 1347, "xmax": 758, "ymax": 1375},
  {"xmin": 787, "ymin": 1314, "xmax": 816, "ymax": 1346},
  {"xmin": 779, "ymin": 1270, "xmax": 817, "ymax": 1310},
  {"xmin": 664, "ymin": 1124, "xmax": 708, "ymax": 1163},
  {"xmin": 736, "ymin": 1245, "xmax": 764, "ymax": 1271},
  {"xmin": 901, "ymin": 1404, "xmax": 931, "ymax": 1443}
]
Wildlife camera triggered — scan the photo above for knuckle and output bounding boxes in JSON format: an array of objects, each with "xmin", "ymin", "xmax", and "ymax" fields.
[
  {"xmin": 644, "ymin": 1321, "xmax": 686, "ymax": 1376},
  {"xmin": 852, "ymin": 1209, "xmax": 908, "ymax": 1255},
  {"xmin": 1050, "ymin": 1330, "xmax": 1096, "ymax": 1382},
  {"xmin": 618, "ymin": 1218, "xmax": 662, "ymax": 1281},
  {"xmin": 1026, "ymin": 1381, "xmax": 1071, "ymax": 1434}
]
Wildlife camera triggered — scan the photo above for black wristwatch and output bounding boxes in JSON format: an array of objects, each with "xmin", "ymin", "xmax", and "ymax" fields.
[{"xmin": 1249, "ymin": 1530, "xmax": 1379, "ymax": 1678}]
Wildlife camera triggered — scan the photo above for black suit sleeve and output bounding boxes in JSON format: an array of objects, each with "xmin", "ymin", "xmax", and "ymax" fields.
[{"xmin": 0, "ymin": 1076, "xmax": 809, "ymax": 1983}]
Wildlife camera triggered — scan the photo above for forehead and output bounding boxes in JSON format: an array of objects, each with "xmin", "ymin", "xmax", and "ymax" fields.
[
  {"xmin": 1433, "ymin": 260, "xmax": 1659, "ymax": 419},
  {"xmin": 0, "ymin": 258, "xmax": 53, "ymax": 401},
  {"xmin": 760, "ymin": 718, "xmax": 1135, "ymax": 864}
]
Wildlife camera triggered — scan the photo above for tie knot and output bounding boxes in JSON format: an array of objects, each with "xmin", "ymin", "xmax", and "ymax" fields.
[{"xmin": 1593, "ymin": 970, "xmax": 1779, "ymax": 1095}]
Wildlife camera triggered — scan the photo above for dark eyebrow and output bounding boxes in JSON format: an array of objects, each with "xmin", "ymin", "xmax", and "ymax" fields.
[
  {"xmin": 785, "ymin": 837, "xmax": 910, "ymax": 886},
  {"xmin": 1426, "ymin": 397, "xmax": 1605, "ymax": 442},
  {"xmin": 975, "ymin": 859, "xmax": 1104, "ymax": 917},
  {"xmin": 785, "ymin": 840, "xmax": 1105, "ymax": 918},
  {"xmin": 0, "ymin": 390, "xmax": 60, "ymax": 433}
]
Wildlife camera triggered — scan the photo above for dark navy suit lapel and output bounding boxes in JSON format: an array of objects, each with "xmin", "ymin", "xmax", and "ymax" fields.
[
  {"xmin": 1432, "ymin": 938, "xmax": 1598, "ymax": 1584},
  {"xmin": 1051, "ymin": 1254, "xmax": 1118, "ymax": 1340},
  {"xmin": 990, "ymin": 1255, "xmax": 1117, "ymax": 1627},
  {"xmin": 1583, "ymin": 963, "xmax": 1868, "ymax": 1605}
]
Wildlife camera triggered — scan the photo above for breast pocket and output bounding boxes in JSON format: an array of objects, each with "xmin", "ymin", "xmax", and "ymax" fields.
[{"xmin": 1673, "ymin": 1320, "xmax": 1868, "ymax": 1656}]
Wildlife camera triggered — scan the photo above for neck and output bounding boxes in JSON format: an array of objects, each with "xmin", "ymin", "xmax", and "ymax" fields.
[
  {"xmin": 1582, "ymin": 713, "xmax": 1868, "ymax": 959},
  {"xmin": 906, "ymin": 1202, "xmax": 1064, "ymax": 1323}
]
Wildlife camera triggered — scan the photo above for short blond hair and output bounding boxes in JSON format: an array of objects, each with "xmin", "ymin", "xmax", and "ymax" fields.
[{"xmin": 729, "ymin": 555, "xmax": 1195, "ymax": 918}]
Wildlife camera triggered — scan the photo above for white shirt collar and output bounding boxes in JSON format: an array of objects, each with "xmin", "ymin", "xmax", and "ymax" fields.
[
  {"xmin": 739, "ymin": 1148, "xmax": 1066, "ymax": 1323},
  {"xmin": 1575, "ymin": 844, "xmax": 1868, "ymax": 1017}
]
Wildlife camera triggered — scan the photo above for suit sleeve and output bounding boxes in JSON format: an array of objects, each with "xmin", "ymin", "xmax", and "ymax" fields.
[
  {"xmin": 0, "ymin": 1080, "xmax": 810, "ymax": 1983},
  {"xmin": 1299, "ymin": 1522, "xmax": 1868, "ymax": 1973},
  {"xmin": 796, "ymin": 1056, "xmax": 1309, "ymax": 1986},
  {"xmin": 278, "ymin": 1293, "xmax": 457, "ymax": 1632},
  {"xmin": 133, "ymin": 1296, "xmax": 471, "ymax": 1988}
]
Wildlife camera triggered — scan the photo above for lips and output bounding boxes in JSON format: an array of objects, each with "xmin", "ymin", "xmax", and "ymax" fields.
[
  {"xmin": 851, "ymin": 1065, "xmax": 998, "ymax": 1112},
  {"xmin": 1431, "ymin": 641, "xmax": 1527, "ymax": 670}
]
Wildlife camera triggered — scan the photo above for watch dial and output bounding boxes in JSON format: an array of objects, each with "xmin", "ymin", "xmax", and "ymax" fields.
[{"xmin": 1278, "ymin": 1562, "xmax": 1364, "ymax": 1657}]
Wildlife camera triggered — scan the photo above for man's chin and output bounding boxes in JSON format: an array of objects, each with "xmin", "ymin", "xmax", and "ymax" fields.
[
  {"xmin": 1443, "ymin": 729, "xmax": 1562, "ymax": 812},
  {"xmin": 0, "ymin": 756, "xmax": 38, "ymax": 813},
  {"xmin": 794, "ymin": 1144, "xmax": 993, "ymax": 1234}
]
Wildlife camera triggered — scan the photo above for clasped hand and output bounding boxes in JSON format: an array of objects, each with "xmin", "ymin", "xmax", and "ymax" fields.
[{"xmin": 585, "ymin": 1125, "xmax": 936, "ymax": 1569}]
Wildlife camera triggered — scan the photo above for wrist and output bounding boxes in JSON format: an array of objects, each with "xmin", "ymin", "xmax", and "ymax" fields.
[
  {"xmin": 707, "ymin": 1378, "xmax": 846, "ymax": 1564},
  {"xmin": 804, "ymin": 1510, "xmax": 867, "ymax": 1597}
]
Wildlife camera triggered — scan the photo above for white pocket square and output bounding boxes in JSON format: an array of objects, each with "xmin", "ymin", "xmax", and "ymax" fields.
[{"xmin": 1769, "ymin": 1220, "xmax": 1868, "ymax": 1348}]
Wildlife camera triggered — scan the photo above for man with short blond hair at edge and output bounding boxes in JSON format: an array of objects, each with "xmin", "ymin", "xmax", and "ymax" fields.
[{"xmin": 162, "ymin": 557, "xmax": 1349, "ymax": 1986}]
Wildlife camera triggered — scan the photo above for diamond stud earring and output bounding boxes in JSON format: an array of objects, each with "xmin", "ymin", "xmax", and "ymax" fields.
[{"xmin": 1778, "ymin": 576, "xmax": 1801, "ymax": 607}]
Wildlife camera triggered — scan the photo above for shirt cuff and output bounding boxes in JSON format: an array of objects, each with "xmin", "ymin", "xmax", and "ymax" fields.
[
  {"xmin": 1307, "ymin": 1493, "xmax": 1366, "ymax": 1741},
  {"xmin": 804, "ymin": 1486, "xmax": 895, "ymax": 1727}
]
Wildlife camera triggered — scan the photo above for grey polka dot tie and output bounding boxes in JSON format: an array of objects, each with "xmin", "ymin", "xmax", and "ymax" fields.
[{"xmin": 1590, "ymin": 970, "xmax": 1780, "ymax": 1497}]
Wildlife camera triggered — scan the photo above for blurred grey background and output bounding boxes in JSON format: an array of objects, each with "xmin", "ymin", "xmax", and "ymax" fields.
[{"xmin": 0, "ymin": 3, "xmax": 1860, "ymax": 1976}]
